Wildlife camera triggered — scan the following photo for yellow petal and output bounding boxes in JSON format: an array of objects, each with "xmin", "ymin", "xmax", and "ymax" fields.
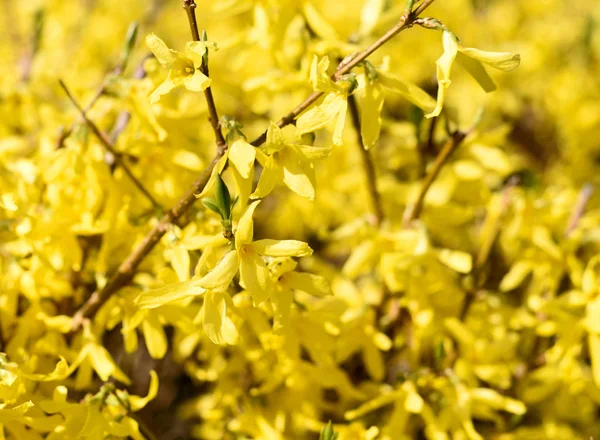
[
  {"xmin": 88, "ymin": 344, "xmax": 131, "ymax": 384},
  {"xmin": 239, "ymin": 250, "xmax": 272, "ymax": 305},
  {"xmin": 236, "ymin": 200, "xmax": 261, "ymax": 245},
  {"xmin": 129, "ymin": 371, "xmax": 159, "ymax": 411},
  {"xmin": 591, "ymin": 333, "xmax": 600, "ymax": 387},
  {"xmin": 21, "ymin": 357, "xmax": 70, "ymax": 382},
  {"xmin": 332, "ymin": 97, "xmax": 348, "ymax": 146},
  {"xmin": 359, "ymin": 80, "xmax": 384, "ymax": 149},
  {"xmin": 436, "ymin": 249, "xmax": 473, "ymax": 274},
  {"xmin": 228, "ymin": 139, "xmax": 256, "ymax": 179},
  {"xmin": 197, "ymin": 250, "xmax": 239, "ymax": 291},
  {"xmin": 250, "ymin": 156, "xmax": 280, "ymax": 199},
  {"xmin": 202, "ymin": 290, "xmax": 228, "ymax": 345},
  {"xmin": 426, "ymin": 31, "xmax": 458, "ymax": 118},
  {"xmin": 296, "ymin": 93, "xmax": 347, "ymax": 140},
  {"xmin": 253, "ymin": 239, "xmax": 313, "ymax": 257},
  {"xmin": 142, "ymin": 314, "xmax": 167, "ymax": 359},
  {"xmin": 149, "ymin": 73, "xmax": 184, "ymax": 104},
  {"xmin": 265, "ymin": 123, "xmax": 286, "ymax": 153},
  {"xmin": 281, "ymin": 272, "xmax": 331, "ymax": 296},
  {"xmin": 146, "ymin": 33, "xmax": 179, "ymax": 68},
  {"xmin": 280, "ymin": 149, "xmax": 316, "ymax": 200},
  {"xmin": 359, "ymin": 0, "xmax": 385, "ymax": 36},
  {"xmin": 378, "ymin": 71, "xmax": 436, "ymax": 113},
  {"xmin": 183, "ymin": 69, "xmax": 212, "ymax": 92},
  {"xmin": 295, "ymin": 144, "xmax": 332, "ymax": 160},
  {"xmin": 455, "ymin": 52, "xmax": 497, "ymax": 92},
  {"xmin": 302, "ymin": 4, "xmax": 340, "ymax": 41},
  {"xmin": 470, "ymin": 388, "xmax": 527, "ymax": 415},
  {"xmin": 135, "ymin": 280, "xmax": 205, "ymax": 309},
  {"xmin": 458, "ymin": 46, "xmax": 521, "ymax": 71},
  {"xmin": 185, "ymin": 41, "xmax": 207, "ymax": 68}
]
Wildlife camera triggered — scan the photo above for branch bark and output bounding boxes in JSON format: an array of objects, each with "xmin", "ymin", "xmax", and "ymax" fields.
[{"xmin": 404, "ymin": 130, "xmax": 467, "ymax": 224}]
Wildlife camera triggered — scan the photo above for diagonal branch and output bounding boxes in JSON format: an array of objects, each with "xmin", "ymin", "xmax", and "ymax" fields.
[
  {"xmin": 70, "ymin": 0, "xmax": 437, "ymax": 331},
  {"xmin": 59, "ymin": 80, "xmax": 163, "ymax": 211},
  {"xmin": 71, "ymin": 1, "xmax": 229, "ymax": 331},
  {"xmin": 403, "ymin": 130, "xmax": 467, "ymax": 224},
  {"xmin": 250, "ymin": 0, "xmax": 438, "ymax": 147}
]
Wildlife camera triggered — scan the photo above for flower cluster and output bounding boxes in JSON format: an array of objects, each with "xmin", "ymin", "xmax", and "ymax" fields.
[{"xmin": 1, "ymin": 0, "xmax": 599, "ymax": 439}]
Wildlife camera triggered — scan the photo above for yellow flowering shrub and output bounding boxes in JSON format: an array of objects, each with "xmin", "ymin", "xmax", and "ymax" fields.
[{"xmin": 1, "ymin": 0, "xmax": 599, "ymax": 439}]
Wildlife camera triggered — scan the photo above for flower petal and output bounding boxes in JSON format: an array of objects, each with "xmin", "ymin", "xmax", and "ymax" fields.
[
  {"xmin": 228, "ymin": 139, "xmax": 256, "ymax": 179},
  {"xmin": 239, "ymin": 250, "xmax": 271, "ymax": 305},
  {"xmin": 253, "ymin": 239, "xmax": 313, "ymax": 257},
  {"xmin": 296, "ymin": 92, "xmax": 347, "ymax": 139},
  {"xmin": 458, "ymin": 46, "xmax": 521, "ymax": 71},
  {"xmin": 146, "ymin": 33, "xmax": 179, "ymax": 68},
  {"xmin": 183, "ymin": 69, "xmax": 212, "ymax": 92},
  {"xmin": 251, "ymin": 156, "xmax": 280, "ymax": 199},
  {"xmin": 378, "ymin": 71, "xmax": 436, "ymax": 114},
  {"xmin": 149, "ymin": 73, "xmax": 184, "ymax": 104},
  {"xmin": 236, "ymin": 200, "xmax": 261, "ymax": 245},
  {"xmin": 280, "ymin": 149, "xmax": 316, "ymax": 200},
  {"xmin": 197, "ymin": 250, "xmax": 239, "ymax": 290},
  {"xmin": 136, "ymin": 280, "xmax": 205, "ymax": 309},
  {"xmin": 202, "ymin": 290, "xmax": 228, "ymax": 345},
  {"xmin": 426, "ymin": 31, "xmax": 458, "ymax": 118}
]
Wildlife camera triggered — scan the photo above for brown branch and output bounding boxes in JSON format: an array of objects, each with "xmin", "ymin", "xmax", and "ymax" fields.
[
  {"xmin": 70, "ymin": 1, "xmax": 229, "ymax": 331},
  {"xmin": 347, "ymin": 94, "xmax": 384, "ymax": 226},
  {"xmin": 460, "ymin": 180, "xmax": 515, "ymax": 321},
  {"xmin": 57, "ymin": 29, "xmax": 142, "ymax": 149},
  {"xmin": 250, "ymin": 0, "xmax": 438, "ymax": 147},
  {"xmin": 404, "ymin": 130, "xmax": 467, "ymax": 224},
  {"xmin": 59, "ymin": 80, "xmax": 163, "ymax": 211},
  {"xmin": 565, "ymin": 183, "xmax": 594, "ymax": 237},
  {"xmin": 183, "ymin": 0, "xmax": 227, "ymax": 153}
]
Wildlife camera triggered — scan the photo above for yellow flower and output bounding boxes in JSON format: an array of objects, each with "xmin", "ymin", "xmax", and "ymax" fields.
[
  {"xmin": 296, "ymin": 56, "xmax": 356, "ymax": 146},
  {"xmin": 197, "ymin": 200, "xmax": 313, "ymax": 305},
  {"xmin": 145, "ymin": 33, "xmax": 216, "ymax": 104},
  {"xmin": 251, "ymin": 123, "xmax": 331, "ymax": 200},
  {"xmin": 427, "ymin": 31, "xmax": 521, "ymax": 118}
]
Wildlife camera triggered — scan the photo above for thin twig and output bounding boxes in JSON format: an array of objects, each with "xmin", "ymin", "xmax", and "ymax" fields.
[
  {"xmin": 460, "ymin": 180, "xmax": 515, "ymax": 321},
  {"xmin": 250, "ymin": 0, "xmax": 438, "ymax": 147},
  {"xmin": 183, "ymin": 0, "xmax": 227, "ymax": 153},
  {"xmin": 404, "ymin": 130, "xmax": 467, "ymax": 223},
  {"xmin": 70, "ymin": 1, "xmax": 229, "ymax": 331},
  {"xmin": 417, "ymin": 116, "xmax": 438, "ymax": 177},
  {"xmin": 347, "ymin": 94, "xmax": 384, "ymax": 226},
  {"xmin": 565, "ymin": 183, "xmax": 594, "ymax": 237},
  {"xmin": 59, "ymin": 80, "xmax": 163, "ymax": 211},
  {"xmin": 57, "ymin": 25, "xmax": 140, "ymax": 149}
]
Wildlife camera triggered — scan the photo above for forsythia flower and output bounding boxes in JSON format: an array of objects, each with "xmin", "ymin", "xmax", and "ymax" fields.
[
  {"xmin": 427, "ymin": 30, "xmax": 521, "ymax": 118},
  {"xmin": 296, "ymin": 55, "xmax": 356, "ymax": 146},
  {"xmin": 251, "ymin": 123, "xmax": 331, "ymax": 200},
  {"xmin": 197, "ymin": 200, "xmax": 313, "ymax": 304},
  {"xmin": 146, "ymin": 33, "xmax": 216, "ymax": 103}
]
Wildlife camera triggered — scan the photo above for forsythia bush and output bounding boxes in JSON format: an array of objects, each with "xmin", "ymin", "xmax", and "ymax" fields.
[{"xmin": 1, "ymin": 0, "xmax": 600, "ymax": 438}]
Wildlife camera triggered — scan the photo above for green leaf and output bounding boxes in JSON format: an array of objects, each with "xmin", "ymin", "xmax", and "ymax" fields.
[
  {"xmin": 319, "ymin": 421, "xmax": 339, "ymax": 440},
  {"xmin": 215, "ymin": 173, "xmax": 231, "ymax": 220},
  {"xmin": 202, "ymin": 198, "xmax": 224, "ymax": 218},
  {"xmin": 120, "ymin": 21, "xmax": 139, "ymax": 69}
]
